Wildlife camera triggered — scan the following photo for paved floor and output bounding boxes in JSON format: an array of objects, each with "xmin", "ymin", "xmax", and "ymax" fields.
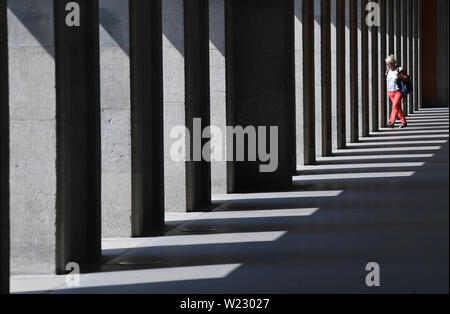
[{"xmin": 11, "ymin": 108, "xmax": 449, "ymax": 294}]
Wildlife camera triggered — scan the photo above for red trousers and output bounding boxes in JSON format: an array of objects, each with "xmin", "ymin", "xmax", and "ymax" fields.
[{"xmin": 388, "ymin": 90, "xmax": 407, "ymax": 125}]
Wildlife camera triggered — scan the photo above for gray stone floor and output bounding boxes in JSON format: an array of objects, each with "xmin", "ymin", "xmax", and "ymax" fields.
[{"xmin": 11, "ymin": 108, "xmax": 449, "ymax": 294}]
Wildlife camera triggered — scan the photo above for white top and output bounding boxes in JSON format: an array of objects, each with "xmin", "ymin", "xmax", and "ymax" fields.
[{"xmin": 387, "ymin": 66, "xmax": 402, "ymax": 92}]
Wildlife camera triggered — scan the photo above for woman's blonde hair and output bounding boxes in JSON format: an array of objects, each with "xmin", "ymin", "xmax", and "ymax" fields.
[{"xmin": 385, "ymin": 55, "xmax": 396, "ymax": 64}]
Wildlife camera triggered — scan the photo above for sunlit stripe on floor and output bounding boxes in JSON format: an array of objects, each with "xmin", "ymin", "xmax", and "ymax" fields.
[
  {"xmin": 333, "ymin": 146, "xmax": 442, "ymax": 153},
  {"xmin": 407, "ymin": 115, "xmax": 449, "ymax": 119},
  {"xmin": 52, "ymin": 264, "xmax": 243, "ymax": 291},
  {"xmin": 146, "ymin": 231, "xmax": 287, "ymax": 247},
  {"xmin": 406, "ymin": 118, "xmax": 449, "ymax": 122},
  {"xmin": 293, "ymin": 172, "xmax": 415, "ymax": 181},
  {"xmin": 401, "ymin": 119, "xmax": 449, "ymax": 123},
  {"xmin": 393, "ymin": 126, "xmax": 449, "ymax": 130},
  {"xmin": 416, "ymin": 108, "xmax": 449, "ymax": 112},
  {"xmin": 404, "ymin": 121, "xmax": 449, "ymax": 129},
  {"xmin": 11, "ymin": 275, "xmax": 68, "ymax": 294},
  {"xmin": 362, "ymin": 134, "xmax": 448, "ymax": 141},
  {"xmin": 192, "ymin": 208, "xmax": 319, "ymax": 220},
  {"xmin": 212, "ymin": 190, "xmax": 343, "ymax": 201},
  {"xmin": 393, "ymin": 122, "xmax": 449, "ymax": 126},
  {"xmin": 407, "ymin": 113, "xmax": 449, "ymax": 116},
  {"xmin": 350, "ymin": 140, "xmax": 447, "ymax": 147},
  {"xmin": 371, "ymin": 130, "xmax": 449, "ymax": 135},
  {"xmin": 407, "ymin": 114, "xmax": 449, "ymax": 122},
  {"xmin": 404, "ymin": 117, "xmax": 449, "ymax": 121},
  {"xmin": 317, "ymin": 154, "xmax": 434, "ymax": 161},
  {"xmin": 298, "ymin": 162, "xmax": 425, "ymax": 171}
]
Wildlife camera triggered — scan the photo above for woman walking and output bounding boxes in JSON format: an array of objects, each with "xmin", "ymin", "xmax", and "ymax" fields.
[{"xmin": 385, "ymin": 55, "xmax": 408, "ymax": 129}]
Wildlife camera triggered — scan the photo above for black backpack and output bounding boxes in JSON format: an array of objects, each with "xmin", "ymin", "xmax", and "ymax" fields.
[{"xmin": 396, "ymin": 68, "xmax": 413, "ymax": 95}]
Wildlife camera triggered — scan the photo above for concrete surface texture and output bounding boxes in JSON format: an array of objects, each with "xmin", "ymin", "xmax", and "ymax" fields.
[
  {"xmin": 10, "ymin": 108, "xmax": 449, "ymax": 293},
  {"xmin": 8, "ymin": 0, "xmax": 57, "ymax": 274},
  {"xmin": 99, "ymin": 0, "xmax": 132, "ymax": 238}
]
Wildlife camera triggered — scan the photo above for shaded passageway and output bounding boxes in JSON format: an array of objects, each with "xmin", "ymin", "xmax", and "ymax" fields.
[{"xmin": 11, "ymin": 108, "xmax": 449, "ymax": 294}]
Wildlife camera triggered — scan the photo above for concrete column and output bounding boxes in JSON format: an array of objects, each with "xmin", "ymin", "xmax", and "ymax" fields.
[
  {"xmin": 417, "ymin": 0, "xmax": 422, "ymax": 110},
  {"xmin": 162, "ymin": 0, "xmax": 186, "ymax": 212},
  {"xmin": 388, "ymin": 0, "xmax": 394, "ymax": 55},
  {"xmin": 320, "ymin": 0, "xmax": 332, "ymax": 156},
  {"xmin": 226, "ymin": 0, "xmax": 295, "ymax": 192},
  {"xmin": 303, "ymin": 0, "xmax": 316, "ymax": 165},
  {"xmin": 209, "ymin": 0, "xmax": 227, "ymax": 194},
  {"xmin": 380, "ymin": 0, "xmax": 387, "ymax": 127},
  {"xmin": 184, "ymin": 0, "xmax": 211, "ymax": 211},
  {"xmin": 295, "ymin": 0, "xmax": 304, "ymax": 166},
  {"xmin": 129, "ymin": 0, "xmax": 165, "ymax": 236},
  {"xmin": 330, "ymin": 0, "xmax": 338, "ymax": 151},
  {"xmin": 370, "ymin": 0, "xmax": 379, "ymax": 132},
  {"xmin": 99, "ymin": 0, "xmax": 132, "ymax": 238},
  {"xmin": 336, "ymin": 0, "xmax": 346, "ymax": 149},
  {"xmin": 413, "ymin": 0, "xmax": 419, "ymax": 111},
  {"xmin": 436, "ymin": 0, "xmax": 449, "ymax": 107},
  {"xmin": 408, "ymin": 0, "xmax": 414, "ymax": 114},
  {"xmin": 54, "ymin": 0, "xmax": 101, "ymax": 273},
  {"xmin": 349, "ymin": 0, "xmax": 358, "ymax": 143},
  {"xmin": 360, "ymin": 0, "xmax": 369, "ymax": 137},
  {"xmin": 0, "ymin": 0, "xmax": 9, "ymax": 294},
  {"xmin": 314, "ymin": 0, "xmax": 322, "ymax": 159},
  {"xmin": 396, "ymin": 0, "xmax": 402, "ymax": 65},
  {"xmin": 388, "ymin": 0, "xmax": 395, "ymax": 116},
  {"xmin": 344, "ymin": 0, "xmax": 351, "ymax": 144},
  {"xmin": 402, "ymin": 0, "xmax": 408, "ymax": 115},
  {"xmin": 8, "ymin": 0, "xmax": 57, "ymax": 274},
  {"xmin": 396, "ymin": 0, "xmax": 405, "ymax": 114}
]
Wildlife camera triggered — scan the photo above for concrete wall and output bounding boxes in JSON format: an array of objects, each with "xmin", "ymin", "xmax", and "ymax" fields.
[
  {"xmin": 209, "ymin": 0, "xmax": 227, "ymax": 194},
  {"xmin": 295, "ymin": 0, "xmax": 304, "ymax": 166},
  {"xmin": 162, "ymin": 0, "xmax": 186, "ymax": 212},
  {"xmin": 8, "ymin": 0, "xmax": 57, "ymax": 274},
  {"xmin": 99, "ymin": 0, "xmax": 132, "ymax": 237},
  {"xmin": 0, "ymin": 0, "xmax": 9, "ymax": 293}
]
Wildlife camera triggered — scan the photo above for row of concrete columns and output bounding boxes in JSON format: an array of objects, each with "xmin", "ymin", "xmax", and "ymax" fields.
[{"xmin": 0, "ymin": 0, "xmax": 423, "ymax": 293}]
